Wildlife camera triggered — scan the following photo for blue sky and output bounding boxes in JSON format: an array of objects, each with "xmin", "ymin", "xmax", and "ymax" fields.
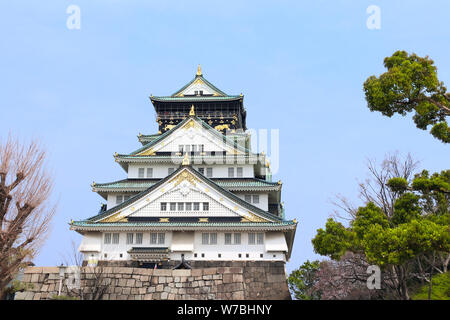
[{"xmin": 0, "ymin": 1, "xmax": 449, "ymax": 272}]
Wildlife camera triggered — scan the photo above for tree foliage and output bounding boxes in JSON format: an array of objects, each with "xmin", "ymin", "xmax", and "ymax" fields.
[
  {"xmin": 363, "ymin": 51, "xmax": 450, "ymax": 143},
  {"xmin": 288, "ymin": 260, "xmax": 321, "ymax": 300},
  {"xmin": 312, "ymin": 157, "xmax": 450, "ymax": 299}
]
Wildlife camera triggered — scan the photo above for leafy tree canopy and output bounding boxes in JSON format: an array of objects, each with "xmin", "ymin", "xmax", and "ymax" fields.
[
  {"xmin": 288, "ymin": 260, "xmax": 321, "ymax": 300},
  {"xmin": 312, "ymin": 170, "xmax": 450, "ymax": 269},
  {"xmin": 364, "ymin": 51, "xmax": 450, "ymax": 143}
]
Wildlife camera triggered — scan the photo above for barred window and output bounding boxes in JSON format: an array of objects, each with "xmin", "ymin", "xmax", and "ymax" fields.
[
  {"xmin": 161, "ymin": 202, "xmax": 167, "ymax": 211},
  {"xmin": 104, "ymin": 233, "xmax": 111, "ymax": 244},
  {"xmin": 123, "ymin": 195, "xmax": 131, "ymax": 202},
  {"xmin": 202, "ymin": 233, "xmax": 209, "ymax": 245},
  {"xmin": 179, "ymin": 145, "xmax": 184, "ymax": 153},
  {"xmin": 248, "ymin": 233, "xmax": 256, "ymax": 245},
  {"xmin": 210, "ymin": 233, "xmax": 217, "ymax": 245},
  {"xmin": 136, "ymin": 233, "xmax": 143, "ymax": 244},
  {"xmin": 158, "ymin": 233, "xmax": 165, "ymax": 244},
  {"xmin": 186, "ymin": 202, "xmax": 192, "ymax": 211},
  {"xmin": 198, "ymin": 167, "xmax": 205, "ymax": 175},
  {"xmin": 112, "ymin": 233, "xmax": 119, "ymax": 244},
  {"xmin": 150, "ymin": 233, "xmax": 158, "ymax": 244},
  {"xmin": 257, "ymin": 233, "xmax": 264, "ymax": 244},
  {"xmin": 193, "ymin": 202, "xmax": 200, "ymax": 211},
  {"xmin": 244, "ymin": 195, "xmax": 252, "ymax": 203},
  {"xmin": 237, "ymin": 167, "xmax": 243, "ymax": 177},
  {"xmin": 170, "ymin": 202, "xmax": 176, "ymax": 211},
  {"xmin": 146, "ymin": 168, "xmax": 153, "ymax": 178},
  {"xmin": 126, "ymin": 233, "xmax": 134, "ymax": 244},
  {"xmin": 253, "ymin": 195, "xmax": 260, "ymax": 204},
  {"xmin": 203, "ymin": 202, "xmax": 209, "ymax": 211},
  {"xmin": 138, "ymin": 168, "xmax": 145, "ymax": 178},
  {"xmin": 228, "ymin": 167, "xmax": 234, "ymax": 178},
  {"xmin": 177, "ymin": 202, "xmax": 184, "ymax": 211},
  {"xmin": 225, "ymin": 233, "xmax": 232, "ymax": 245},
  {"xmin": 206, "ymin": 168, "xmax": 213, "ymax": 178},
  {"xmin": 234, "ymin": 233, "xmax": 241, "ymax": 245},
  {"xmin": 116, "ymin": 195, "xmax": 123, "ymax": 205}
]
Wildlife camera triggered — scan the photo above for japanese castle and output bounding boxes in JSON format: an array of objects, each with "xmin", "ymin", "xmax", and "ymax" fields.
[{"xmin": 71, "ymin": 66, "xmax": 297, "ymax": 268}]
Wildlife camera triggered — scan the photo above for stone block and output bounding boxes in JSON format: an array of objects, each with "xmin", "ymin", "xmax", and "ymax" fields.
[
  {"xmin": 172, "ymin": 269, "xmax": 191, "ymax": 277},
  {"xmin": 31, "ymin": 274, "xmax": 40, "ymax": 283},
  {"xmin": 126, "ymin": 279, "xmax": 136, "ymax": 287},
  {"xmin": 156, "ymin": 284, "xmax": 164, "ymax": 292},
  {"xmin": 153, "ymin": 269, "xmax": 172, "ymax": 276},
  {"xmin": 233, "ymin": 274, "xmax": 243, "ymax": 283},
  {"xmin": 159, "ymin": 276, "xmax": 166, "ymax": 284},
  {"xmin": 203, "ymin": 268, "xmax": 216, "ymax": 275},
  {"xmin": 144, "ymin": 293, "xmax": 153, "ymax": 300},
  {"xmin": 147, "ymin": 286, "xmax": 156, "ymax": 293},
  {"xmin": 191, "ymin": 269, "xmax": 202, "ymax": 277}
]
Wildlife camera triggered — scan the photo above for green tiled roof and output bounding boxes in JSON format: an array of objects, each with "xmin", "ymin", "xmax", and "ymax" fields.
[
  {"xmin": 94, "ymin": 178, "xmax": 280, "ymax": 192},
  {"xmin": 71, "ymin": 221, "xmax": 296, "ymax": 228},
  {"xmin": 151, "ymin": 96, "xmax": 242, "ymax": 102}
]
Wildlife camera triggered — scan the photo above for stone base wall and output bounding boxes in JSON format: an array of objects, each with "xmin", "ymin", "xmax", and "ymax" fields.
[{"xmin": 14, "ymin": 262, "xmax": 291, "ymax": 300}]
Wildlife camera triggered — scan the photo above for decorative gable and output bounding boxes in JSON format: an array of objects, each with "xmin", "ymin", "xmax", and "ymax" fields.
[
  {"xmin": 95, "ymin": 167, "xmax": 273, "ymax": 223},
  {"xmin": 136, "ymin": 117, "xmax": 244, "ymax": 156}
]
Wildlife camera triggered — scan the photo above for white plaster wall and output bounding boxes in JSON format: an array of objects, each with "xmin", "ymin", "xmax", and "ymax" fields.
[
  {"xmin": 127, "ymin": 164, "xmax": 254, "ymax": 179},
  {"xmin": 80, "ymin": 231, "xmax": 287, "ymax": 262},
  {"xmin": 234, "ymin": 193, "xmax": 268, "ymax": 211}
]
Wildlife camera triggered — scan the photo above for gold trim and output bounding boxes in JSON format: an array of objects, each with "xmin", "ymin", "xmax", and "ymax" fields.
[
  {"xmin": 182, "ymin": 153, "xmax": 190, "ymax": 166},
  {"xmin": 199, "ymin": 218, "xmax": 208, "ymax": 223},
  {"xmin": 189, "ymin": 105, "xmax": 195, "ymax": 116},
  {"xmin": 100, "ymin": 211, "xmax": 127, "ymax": 223},
  {"xmin": 159, "ymin": 218, "xmax": 169, "ymax": 222},
  {"xmin": 169, "ymin": 169, "xmax": 198, "ymax": 188},
  {"xmin": 197, "ymin": 64, "xmax": 202, "ymax": 76},
  {"xmin": 139, "ymin": 148, "xmax": 155, "ymax": 156}
]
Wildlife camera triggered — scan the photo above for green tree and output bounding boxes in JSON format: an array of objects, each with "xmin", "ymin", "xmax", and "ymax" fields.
[
  {"xmin": 412, "ymin": 272, "xmax": 450, "ymax": 300},
  {"xmin": 312, "ymin": 169, "xmax": 450, "ymax": 300},
  {"xmin": 288, "ymin": 260, "xmax": 321, "ymax": 300},
  {"xmin": 363, "ymin": 51, "xmax": 450, "ymax": 143}
]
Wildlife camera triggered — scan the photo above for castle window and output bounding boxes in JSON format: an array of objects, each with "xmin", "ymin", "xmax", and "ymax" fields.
[
  {"xmin": 146, "ymin": 168, "xmax": 153, "ymax": 178},
  {"xmin": 179, "ymin": 145, "xmax": 184, "ymax": 153},
  {"xmin": 158, "ymin": 233, "xmax": 165, "ymax": 244},
  {"xmin": 210, "ymin": 233, "xmax": 217, "ymax": 245},
  {"xmin": 200, "ymin": 145, "xmax": 204, "ymax": 152},
  {"xmin": 112, "ymin": 233, "xmax": 119, "ymax": 244},
  {"xmin": 104, "ymin": 233, "xmax": 111, "ymax": 244},
  {"xmin": 203, "ymin": 202, "xmax": 209, "ymax": 211},
  {"xmin": 218, "ymin": 253, "xmax": 222, "ymax": 258},
  {"xmin": 136, "ymin": 233, "xmax": 143, "ymax": 244},
  {"xmin": 237, "ymin": 167, "xmax": 243, "ymax": 177},
  {"xmin": 160, "ymin": 202, "xmax": 167, "ymax": 211},
  {"xmin": 186, "ymin": 202, "xmax": 192, "ymax": 211},
  {"xmin": 126, "ymin": 233, "xmax": 134, "ymax": 244},
  {"xmin": 198, "ymin": 167, "xmax": 205, "ymax": 175},
  {"xmin": 260, "ymin": 254, "xmax": 263, "ymax": 258},
  {"xmin": 184, "ymin": 145, "xmax": 190, "ymax": 153},
  {"xmin": 246, "ymin": 254, "xmax": 249, "ymax": 258},
  {"xmin": 194, "ymin": 253, "xmax": 198, "ymax": 258},
  {"xmin": 150, "ymin": 233, "xmax": 157, "ymax": 244},
  {"xmin": 238, "ymin": 254, "xmax": 242, "ymax": 258},
  {"xmin": 248, "ymin": 233, "xmax": 256, "ymax": 245},
  {"xmin": 257, "ymin": 233, "xmax": 264, "ymax": 244},
  {"xmin": 168, "ymin": 168, "xmax": 175, "ymax": 175},
  {"xmin": 193, "ymin": 202, "xmax": 200, "ymax": 211},
  {"xmin": 170, "ymin": 202, "xmax": 176, "ymax": 211},
  {"xmin": 104, "ymin": 254, "xmax": 107, "ymax": 258},
  {"xmin": 201, "ymin": 253, "xmax": 205, "ymax": 258},
  {"xmin": 202, "ymin": 233, "xmax": 209, "ymax": 245},
  {"xmin": 224, "ymin": 233, "xmax": 232, "ymax": 245},
  {"xmin": 244, "ymin": 195, "xmax": 252, "ymax": 203},
  {"xmin": 177, "ymin": 202, "xmax": 184, "ymax": 211},
  {"xmin": 138, "ymin": 168, "xmax": 145, "ymax": 178},
  {"xmin": 234, "ymin": 233, "xmax": 241, "ymax": 245},
  {"xmin": 116, "ymin": 195, "xmax": 123, "ymax": 205},
  {"xmin": 253, "ymin": 195, "xmax": 260, "ymax": 204},
  {"xmin": 228, "ymin": 167, "xmax": 234, "ymax": 178},
  {"xmin": 120, "ymin": 254, "xmax": 123, "ymax": 258},
  {"xmin": 123, "ymin": 195, "xmax": 131, "ymax": 202},
  {"xmin": 206, "ymin": 168, "xmax": 213, "ymax": 178}
]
